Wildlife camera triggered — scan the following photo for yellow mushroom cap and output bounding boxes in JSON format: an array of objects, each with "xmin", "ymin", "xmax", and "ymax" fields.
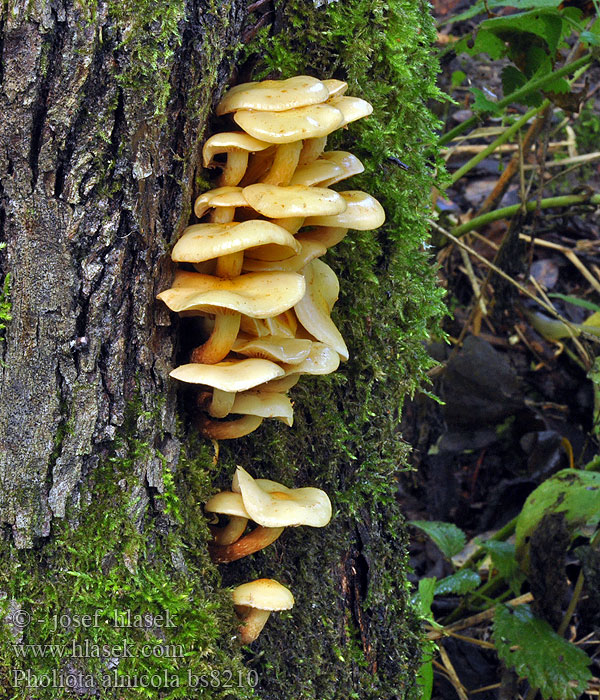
[
  {"xmin": 157, "ymin": 271, "xmax": 306, "ymax": 318},
  {"xmin": 232, "ymin": 578, "xmax": 295, "ymax": 611},
  {"xmin": 289, "ymin": 159, "xmax": 344, "ymax": 187},
  {"xmin": 327, "ymin": 95, "xmax": 373, "ymax": 126},
  {"xmin": 202, "ymin": 132, "xmax": 271, "ymax": 167},
  {"xmin": 323, "ymin": 79, "xmax": 348, "ymax": 98},
  {"xmin": 170, "ymin": 359, "xmax": 284, "ymax": 391},
  {"xmin": 231, "ymin": 335, "xmax": 312, "ymax": 364},
  {"xmin": 319, "ymin": 151, "xmax": 365, "ymax": 186},
  {"xmin": 303, "ymin": 190, "xmax": 385, "ymax": 230},
  {"xmin": 242, "ymin": 238, "xmax": 326, "ymax": 273},
  {"xmin": 243, "ymin": 184, "xmax": 347, "ymax": 219},
  {"xmin": 194, "ymin": 187, "xmax": 247, "ymax": 219},
  {"xmin": 217, "ymin": 76, "xmax": 329, "ymax": 115},
  {"xmin": 171, "ymin": 220, "xmax": 301, "ymax": 263},
  {"xmin": 230, "ymin": 391, "xmax": 294, "ymax": 427},
  {"xmin": 234, "ymin": 466, "xmax": 332, "ymax": 528},
  {"xmin": 234, "ymin": 103, "xmax": 344, "ymax": 144},
  {"xmin": 205, "ymin": 491, "xmax": 250, "ymax": 518},
  {"xmin": 294, "ymin": 260, "xmax": 348, "ymax": 361}
]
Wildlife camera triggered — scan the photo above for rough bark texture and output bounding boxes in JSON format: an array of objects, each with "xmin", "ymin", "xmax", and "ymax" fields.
[{"xmin": 0, "ymin": 1, "xmax": 444, "ymax": 698}]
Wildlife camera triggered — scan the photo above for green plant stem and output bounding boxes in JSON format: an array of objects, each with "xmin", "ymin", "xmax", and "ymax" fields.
[
  {"xmin": 439, "ymin": 52, "xmax": 594, "ymax": 147},
  {"xmin": 450, "ymin": 103, "xmax": 547, "ymax": 184},
  {"xmin": 451, "ymin": 193, "xmax": 600, "ymax": 238}
]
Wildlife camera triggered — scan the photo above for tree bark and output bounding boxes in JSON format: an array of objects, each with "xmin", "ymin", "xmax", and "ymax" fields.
[{"xmin": 0, "ymin": 1, "xmax": 442, "ymax": 698}]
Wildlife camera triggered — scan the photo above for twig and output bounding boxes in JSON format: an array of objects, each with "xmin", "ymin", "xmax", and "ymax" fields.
[
  {"xmin": 429, "ymin": 220, "xmax": 586, "ymax": 336},
  {"xmin": 426, "ymin": 593, "xmax": 534, "ymax": 640},
  {"xmin": 438, "ymin": 644, "xmax": 469, "ymax": 700},
  {"xmin": 451, "ymin": 193, "xmax": 600, "ymax": 238}
]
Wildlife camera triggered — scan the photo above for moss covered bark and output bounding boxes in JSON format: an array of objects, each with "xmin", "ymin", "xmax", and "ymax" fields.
[{"xmin": 0, "ymin": 1, "xmax": 443, "ymax": 698}]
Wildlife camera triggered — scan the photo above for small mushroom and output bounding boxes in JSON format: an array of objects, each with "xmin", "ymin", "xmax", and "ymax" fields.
[
  {"xmin": 231, "ymin": 335, "xmax": 312, "ymax": 364},
  {"xmin": 242, "ymin": 183, "xmax": 347, "ymax": 220},
  {"xmin": 303, "ymin": 190, "xmax": 385, "ymax": 230},
  {"xmin": 232, "ymin": 579, "xmax": 294, "ymax": 644},
  {"xmin": 202, "ymin": 132, "xmax": 271, "ymax": 187},
  {"xmin": 204, "ymin": 491, "xmax": 250, "ymax": 545},
  {"xmin": 234, "ymin": 103, "xmax": 344, "ymax": 144},
  {"xmin": 233, "ymin": 466, "xmax": 332, "ymax": 528},
  {"xmin": 242, "ymin": 238, "xmax": 326, "ymax": 273}
]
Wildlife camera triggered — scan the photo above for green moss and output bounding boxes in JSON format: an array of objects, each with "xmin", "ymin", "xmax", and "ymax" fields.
[
  {"xmin": 105, "ymin": 0, "xmax": 186, "ymax": 118},
  {"xmin": 0, "ymin": 250, "xmax": 11, "ymax": 363},
  {"xmin": 0, "ymin": 403, "xmax": 254, "ymax": 700}
]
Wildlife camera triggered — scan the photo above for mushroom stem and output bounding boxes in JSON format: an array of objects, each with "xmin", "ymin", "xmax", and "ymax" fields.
[
  {"xmin": 260, "ymin": 141, "xmax": 303, "ymax": 186},
  {"xmin": 215, "ymin": 251, "xmax": 243, "ymax": 278},
  {"xmin": 298, "ymin": 136, "xmax": 327, "ymax": 166},
  {"xmin": 219, "ymin": 151, "xmax": 250, "ymax": 187},
  {"xmin": 209, "ymin": 388, "xmax": 236, "ymax": 418},
  {"xmin": 236, "ymin": 608, "xmax": 272, "ymax": 645},
  {"xmin": 240, "ymin": 147, "xmax": 276, "ymax": 186},
  {"xmin": 199, "ymin": 413, "xmax": 264, "ymax": 440},
  {"xmin": 209, "ymin": 526, "xmax": 284, "ymax": 563},
  {"xmin": 211, "ymin": 515, "xmax": 249, "ymax": 546},
  {"xmin": 191, "ymin": 313, "xmax": 241, "ymax": 364}
]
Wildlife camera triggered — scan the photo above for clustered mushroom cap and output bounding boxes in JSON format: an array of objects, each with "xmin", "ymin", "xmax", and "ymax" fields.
[
  {"xmin": 202, "ymin": 132, "xmax": 271, "ymax": 168},
  {"xmin": 233, "ymin": 466, "xmax": 332, "ymax": 528},
  {"xmin": 231, "ymin": 335, "xmax": 312, "ymax": 364},
  {"xmin": 156, "ymin": 270, "xmax": 306, "ymax": 318},
  {"xmin": 242, "ymin": 183, "xmax": 347, "ymax": 219},
  {"xmin": 193, "ymin": 187, "xmax": 247, "ymax": 219},
  {"xmin": 328, "ymin": 95, "xmax": 374, "ymax": 127},
  {"xmin": 234, "ymin": 103, "xmax": 344, "ymax": 144},
  {"xmin": 169, "ymin": 358, "xmax": 284, "ymax": 392},
  {"xmin": 171, "ymin": 221, "xmax": 301, "ymax": 263},
  {"xmin": 230, "ymin": 391, "xmax": 294, "ymax": 426},
  {"xmin": 304, "ymin": 190, "xmax": 386, "ymax": 230},
  {"xmin": 294, "ymin": 260, "xmax": 349, "ymax": 361},
  {"xmin": 217, "ymin": 76, "xmax": 329, "ymax": 115},
  {"xmin": 242, "ymin": 238, "xmax": 326, "ymax": 273},
  {"xmin": 232, "ymin": 578, "xmax": 295, "ymax": 611},
  {"xmin": 322, "ymin": 78, "xmax": 348, "ymax": 98}
]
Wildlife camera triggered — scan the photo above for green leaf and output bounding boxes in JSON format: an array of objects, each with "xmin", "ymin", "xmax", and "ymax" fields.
[
  {"xmin": 434, "ymin": 569, "xmax": 481, "ymax": 595},
  {"xmin": 469, "ymin": 29, "xmax": 507, "ymax": 59},
  {"xmin": 493, "ymin": 604, "xmax": 592, "ymax": 699},
  {"xmin": 502, "ymin": 65, "xmax": 528, "ymax": 95},
  {"xmin": 479, "ymin": 540, "xmax": 525, "ymax": 594},
  {"xmin": 481, "ymin": 9, "xmax": 565, "ymax": 55},
  {"xmin": 416, "ymin": 640, "xmax": 436, "ymax": 700},
  {"xmin": 471, "ymin": 87, "xmax": 502, "ymax": 114},
  {"xmin": 548, "ymin": 292, "xmax": 600, "ymax": 312},
  {"xmin": 515, "ymin": 469, "xmax": 600, "ymax": 567},
  {"xmin": 413, "ymin": 577, "xmax": 437, "ymax": 621},
  {"xmin": 410, "ymin": 520, "xmax": 467, "ymax": 558}
]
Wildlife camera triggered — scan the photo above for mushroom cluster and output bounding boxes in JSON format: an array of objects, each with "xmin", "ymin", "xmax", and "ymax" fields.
[
  {"xmin": 206, "ymin": 466, "xmax": 332, "ymax": 643},
  {"xmin": 158, "ymin": 75, "xmax": 385, "ymax": 439}
]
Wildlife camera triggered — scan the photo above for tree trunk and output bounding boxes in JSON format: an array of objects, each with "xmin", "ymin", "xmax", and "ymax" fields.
[{"xmin": 0, "ymin": 1, "xmax": 443, "ymax": 698}]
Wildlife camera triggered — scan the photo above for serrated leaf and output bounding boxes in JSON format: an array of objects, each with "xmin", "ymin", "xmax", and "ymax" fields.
[
  {"xmin": 515, "ymin": 469, "xmax": 600, "ymax": 568},
  {"xmin": 493, "ymin": 604, "xmax": 592, "ymax": 699},
  {"xmin": 481, "ymin": 9, "xmax": 564, "ymax": 55},
  {"xmin": 479, "ymin": 540, "xmax": 525, "ymax": 594},
  {"xmin": 502, "ymin": 65, "xmax": 528, "ymax": 95},
  {"xmin": 410, "ymin": 520, "xmax": 467, "ymax": 558},
  {"xmin": 471, "ymin": 87, "xmax": 502, "ymax": 114},
  {"xmin": 434, "ymin": 569, "xmax": 481, "ymax": 595}
]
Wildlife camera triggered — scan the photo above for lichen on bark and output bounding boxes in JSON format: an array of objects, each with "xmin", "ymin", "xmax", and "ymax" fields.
[{"xmin": 0, "ymin": 0, "xmax": 442, "ymax": 698}]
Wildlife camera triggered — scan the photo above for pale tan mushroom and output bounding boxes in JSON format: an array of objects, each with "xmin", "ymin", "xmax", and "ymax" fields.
[
  {"xmin": 204, "ymin": 491, "xmax": 250, "ymax": 545},
  {"xmin": 303, "ymin": 190, "xmax": 385, "ymax": 230},
  {"xmin": 242, "ymin": 184, "xmax": 347, "ymax": 220},
  {"xmin": 231, "ymin": 335, "xmax": 312, "ymax": 364},
  {"xmin": 323, "ymin": 79, "xmax": 348, "ymax": 98},
  {"xmin": 327, "ymin": 95, "xmax": 373, "ymax": 126},
  {"xmin": 158, "ymin": 270, "xmax": 306, "ymax": 364},
  {"xmin": 202, "ymin": 132, "xmax": 271, "ymax": 187},
  {"xmin": 217, "ymin": 76, "xmax": 329, "ymax": 115},
  {"xmin": 242, "ymin": 238, "xmax": 326, "ymax": 273},
  {"xmin": 234, "ymin": 103, "xmax": 344, "ymax": 144},
  {"xmin": 233, "ymin": 466, "xmax": 332, "ymax": 528},
  {"xmin": 259, "ymin": 342, "xmax": 340, "ymax": 393},
  {"xmin": 294, "ymin": 259, "xmax": 349, "ymax": 361},
  {"xmin": 232, "ymin": 579, "xmax": 294, "ymax": 644}
]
